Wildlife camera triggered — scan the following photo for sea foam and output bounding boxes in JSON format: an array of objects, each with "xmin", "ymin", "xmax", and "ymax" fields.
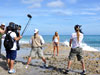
[{"xmin": 63, "ymin": 40, "xmax": 99, "ymax": 51}]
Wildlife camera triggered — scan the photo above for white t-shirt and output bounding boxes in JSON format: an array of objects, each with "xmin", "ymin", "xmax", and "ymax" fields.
[
  {"xmin": 71, "ymin": 32, "xmax": 83, "ymax": 48},
  {"xmin": 39, "ymin": 35, "xmax": 45, "ymax": 44},
  {"xmin": 8, "ymin": 31, "xmax": 17, "ymax": 50}
]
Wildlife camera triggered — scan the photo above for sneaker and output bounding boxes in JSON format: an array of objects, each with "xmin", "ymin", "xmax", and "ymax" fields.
[
  {"xmin": 43, "ymin": 63, "xmax": 48, "ymax": 68},
  {"xmin": 82, "ymin": 70, "xmax": 86, "ymax": 74},
  {"xmin": 25, "ymin": 65, "xmax": 28, "ymax": 69},
  {"xmin": 64, "ymin": 69, "xmax": 69, "ymax": 74},
  {"xmin": 8, "ymin": 69, "xmax": 16, "ymax": 74}
]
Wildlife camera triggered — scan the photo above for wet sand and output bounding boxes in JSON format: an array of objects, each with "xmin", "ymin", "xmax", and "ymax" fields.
[{"xmin": 0, "ymin": 43, "xmax": 100, "ymax": 75}]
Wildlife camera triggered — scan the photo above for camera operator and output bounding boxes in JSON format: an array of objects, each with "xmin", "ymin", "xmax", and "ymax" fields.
[
  {"xmin": 0, "ymin": 23, "xmax": 5, "ymax": 58},
  {"xmin": 5, "ymin": 22, "xmax": 22, "ymax": 74}
]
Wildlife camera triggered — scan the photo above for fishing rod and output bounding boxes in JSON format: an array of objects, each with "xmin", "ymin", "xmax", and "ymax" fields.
[{"xmin": 21, "ymin": 14, "xmax": 32, "ymax": 36}]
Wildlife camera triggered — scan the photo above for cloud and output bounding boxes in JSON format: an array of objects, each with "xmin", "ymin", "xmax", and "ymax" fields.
[
  {"xmin": 30, "ymin": 9, "xmax": 73, "ymax": 16},
  {"xmin": 30, "ymin": 10, "xmax": 50, "ymax": 16},
  {"xmin": 47, "ymin": 0, "xmax": 64, "ymax": 8},
  {"xmin": 21, "ymin": 0, "xmax": 43, "ymax": 8},
  {"xmin": 28, "ymin": 3, "xmax": 41, "ymax": 8},
  {"xmin": 51, "ymin": 9, "xmax": 73, "ymax": 15},
  {"xmin": 84, "ymin": 7, "xmax": 100, "ymax": 11},
  {"xmin": 22, "ymin": 0, "xmax": 43, "ymax": 4},
  {"xmin": 86, "ymin": 17, "xmax": 100, "ymax": 21},
  {"xmin": 81, "ymin": 12, "xmax": 97, "ymax": 15},
  {"xmin": 64, "ymin": 18, "xmax": 72, "ymax": 20},
  {"xmin": 28, "ymin": 9, "xmax": 97, "ymax": 17},
  {"xmin": 67, "ymin": 0, "xmax": 77, "ymax": 4}
]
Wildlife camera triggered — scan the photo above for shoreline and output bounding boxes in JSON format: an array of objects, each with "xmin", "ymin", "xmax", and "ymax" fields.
[
  {"xmin": 0, "ymin": 43, "xmax": 100, "ymax": 75},
  {"xmin": 20, "ymin": 43, "xmax": 100, "ymax": 52}
]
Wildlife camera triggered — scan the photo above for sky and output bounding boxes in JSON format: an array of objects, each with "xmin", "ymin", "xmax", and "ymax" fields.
[{"xmin": 0, "ymin": 0, "xmax": 100, "ymax": 35}]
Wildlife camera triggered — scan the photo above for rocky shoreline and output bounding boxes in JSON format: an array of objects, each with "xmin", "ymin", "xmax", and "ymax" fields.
[{"xmin": 0, "ymin": 43, "xmax": 100, "ymax": 75}]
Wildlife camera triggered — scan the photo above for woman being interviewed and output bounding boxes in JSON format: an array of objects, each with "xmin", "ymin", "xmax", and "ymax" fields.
[
  {"xmin": 65, "ymin": 25, "xmax": 86, "ymax": 74},
  {"xmin": 52, "ymin": 32, "xmax": 59, "ymax": 56}
]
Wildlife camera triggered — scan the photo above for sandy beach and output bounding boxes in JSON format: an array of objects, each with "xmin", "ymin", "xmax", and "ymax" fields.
[{"xmin": 0, "ymin": 43, "xmax": 100, "ymax": 75}]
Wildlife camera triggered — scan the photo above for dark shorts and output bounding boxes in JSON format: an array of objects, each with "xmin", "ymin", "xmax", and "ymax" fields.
[
  {"xmin": 6, "ymin": 50, "xmax": 17, "ymax": 60},
  {"xmin": 68, "ymin": 48, "xmax": 83, "ymax": 61},
  {"xmin": 53, "ymin": 42, "xmax": 59, "ymax": 47}
]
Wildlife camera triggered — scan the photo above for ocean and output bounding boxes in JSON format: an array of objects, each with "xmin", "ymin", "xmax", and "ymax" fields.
[{"xmin": 20, "ymin": 35, "xmax": 100, "ymax": 51}]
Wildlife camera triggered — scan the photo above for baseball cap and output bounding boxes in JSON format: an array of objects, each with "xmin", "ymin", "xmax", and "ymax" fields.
[
  {"xmin": 1, "ymin": 23, "xmax": 5, "ymax": 26},
  {"xmin": 34, "ymin": 29, "xmax": 39, "ymax": 33},
  {"xmin": 74, "ymin": 24, "xmax": 81, "ymax": 30}
]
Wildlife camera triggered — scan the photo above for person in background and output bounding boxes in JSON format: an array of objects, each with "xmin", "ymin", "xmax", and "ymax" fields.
[
  {"xmin": 6, "ymin": 23, "xmax": 22, "ymax": 74},
  {"xmin": 52, "ymin": 32, "xmax": 59, "ymax": 56},
  {"xmin": 65, "ymin": 25, "xmax": 86, "ymax": 74},
  {"xmin": 0, "ymin": 23, "xmax": 5, "ymax": 58},
  {"xmin": 25, "ymin": 29, "xmax": 48, "ymax": 69}
]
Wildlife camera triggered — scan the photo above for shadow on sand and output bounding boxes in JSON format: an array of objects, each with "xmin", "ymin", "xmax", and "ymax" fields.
[
  {"xmin": 0, "ymin": 54, "xmax": 8, "ymax": 71},
  {"xmin": 15, "ymin": 59, "xmax": 86, "ymax": 75}
]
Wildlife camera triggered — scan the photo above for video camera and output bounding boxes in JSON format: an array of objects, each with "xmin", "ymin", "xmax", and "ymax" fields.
[
  {"xmin": 9, "ymin": 22, "xmax": 21, "ymax": 31},
  {"xmin": 6, "ymin": 22, "xmax": 21, "ymax": 35}
]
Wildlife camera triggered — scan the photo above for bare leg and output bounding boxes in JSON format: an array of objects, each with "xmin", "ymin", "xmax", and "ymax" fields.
[
  {"xmin": 67, "ymin": 60, "xmax": 72, "ymax": 69},
  {"xmin": 57, "ymin": 46, "xmax": 59, "ymax": 56},
  {"xmin": 26, "ymin": 57, "xmax": 31, "ymax": 65},
  {"xmin": 7, "ymin": 59, "xmax": 10, "ymax": 68},
  {"xmin": 0, "ymin": 48, "xmax": 1, "ymax": 58},
  {"xmin": 10, "ymin": 60, "xmax": 14, "ymax": 70},
  {"xmin": 42, "ymin": 57, "xmax": 46, "ymax": 64},
  {"xmin": 0, "ymin": 38, "xmax": 2, "ymax": 58},
  {"xmin": 81, "ymin": 60, "xmax": 85, "ymax": 70},
  {"xmin": 53, "ymin": 46, "xmax": 56, "ymax": 56}
]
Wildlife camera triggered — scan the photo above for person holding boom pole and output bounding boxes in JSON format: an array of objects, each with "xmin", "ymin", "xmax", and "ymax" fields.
[{"xmin": 6, "ymin": 14, "xmax": 31, "ymax": 74}]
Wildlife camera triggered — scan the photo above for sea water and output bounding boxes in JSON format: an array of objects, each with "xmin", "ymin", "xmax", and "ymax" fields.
[{"xmin": 20, "ymin": 35, "xmax": 100, "ymax": 51}]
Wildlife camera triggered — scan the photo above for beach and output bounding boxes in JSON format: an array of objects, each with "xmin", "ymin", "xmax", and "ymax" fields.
[
  {"xmin": 1, "ymin": 0, "xmax": 100, "ymax": 75},
  {"xmin": 0, "ymin": 43, "xmax": 100, "ymax": 75}
]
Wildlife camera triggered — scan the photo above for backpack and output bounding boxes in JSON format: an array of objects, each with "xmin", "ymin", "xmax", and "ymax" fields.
[{"xmin": 4, "ymin": 32, "xmax": 14, "ymax": 50}]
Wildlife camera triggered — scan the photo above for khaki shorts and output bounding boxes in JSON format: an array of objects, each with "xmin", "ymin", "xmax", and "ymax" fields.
[
  {"xmin": 29, "ymin": 47, "xmax": 44, "ymax": 58},
  {"xmin": 68, "ymin": 48, "xmax": 84, "ymax": 61}
]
